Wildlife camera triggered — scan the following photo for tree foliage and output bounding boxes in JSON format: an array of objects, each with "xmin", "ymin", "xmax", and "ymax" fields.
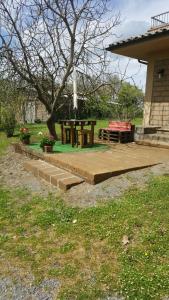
[
  {"xmin": 0, "ymin": 76, "xmax": 26, "ymax": 127},
  {"xmin": 84, "ymin": 77, "xmax": 144, "ymax": 120},
  {"xmin": 116, "ymin": 82, "xmax": 144, "ymax": 120}
]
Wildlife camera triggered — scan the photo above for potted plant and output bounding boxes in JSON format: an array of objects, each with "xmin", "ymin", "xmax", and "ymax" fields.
[
  {"xmin": 20, "ymin": 127, "xmax": 31, "ymax": 145},
  {"xmin": 40, "ymin": 134, "xmax": 55, "ymax": 153}
]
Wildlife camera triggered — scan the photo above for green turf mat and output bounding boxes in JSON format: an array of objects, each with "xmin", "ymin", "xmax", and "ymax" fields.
[{"xmin": 29, "ymin": 141, "xmax": 108, "ymax": 153}]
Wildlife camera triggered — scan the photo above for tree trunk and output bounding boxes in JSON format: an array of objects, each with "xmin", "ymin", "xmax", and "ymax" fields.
[{"xmin": 47, "ymin": 114, "xmax": 58, "ymax": 140}]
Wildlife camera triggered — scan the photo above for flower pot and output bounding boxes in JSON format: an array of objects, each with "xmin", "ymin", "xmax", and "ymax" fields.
[
  {"xmin": 43, "ymin": 145, "xmax": 53, "ymax": 153},
  {"xmin": 22, "ymin": 138, "xmax": 30, "ymax": 145}
]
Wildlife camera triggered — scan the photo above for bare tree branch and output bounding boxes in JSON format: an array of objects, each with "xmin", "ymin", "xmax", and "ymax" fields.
[{"xmin": 0, "ymin": 0, "xmax": 120, "ymax": 137}]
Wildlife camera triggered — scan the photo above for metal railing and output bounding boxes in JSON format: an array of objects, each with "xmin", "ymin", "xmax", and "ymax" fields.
[{"xmin": 151, "ymin": 11, "xmax": 169, "ymax": 28}]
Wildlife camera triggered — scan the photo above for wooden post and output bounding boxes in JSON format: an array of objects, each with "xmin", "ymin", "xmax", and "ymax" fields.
[
  {"xmin": 70, "ymin": 123, "xmax": 74, "ymax": 147},
  {"xmin": 119, "ymin": 132, "xmax": 121, "ymax": 143},
  {"xmin": 91, "ymin": 122, "xmax": 94, "ymax": 145},
  {"xmin": 61, "ymin": 123, "xmax": 64, "ymax": 144}
]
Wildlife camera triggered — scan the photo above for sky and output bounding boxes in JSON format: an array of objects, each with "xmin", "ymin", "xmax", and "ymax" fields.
[{"xmin": 108, "ymin": 0, "xmax": 169, "ymax": 90}]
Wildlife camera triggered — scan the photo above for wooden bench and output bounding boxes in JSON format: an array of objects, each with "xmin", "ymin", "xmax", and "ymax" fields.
[{"xmin": 98, "ymin": 121, "xmax": 134, "ymax": 143}]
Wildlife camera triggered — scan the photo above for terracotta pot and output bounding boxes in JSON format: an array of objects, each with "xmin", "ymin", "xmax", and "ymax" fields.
[
  {"xmin": 43, "ymin": 145, "xmax": 53, "ymax": 153},
  {"xmin": 22, "ymin": 138, "xmax": 30, "ymax": 145}
]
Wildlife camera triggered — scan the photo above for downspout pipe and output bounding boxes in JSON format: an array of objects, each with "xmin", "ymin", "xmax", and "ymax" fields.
[{"xmin": 138, "ymin": 59, "xmax": 148, "ymax": 65}]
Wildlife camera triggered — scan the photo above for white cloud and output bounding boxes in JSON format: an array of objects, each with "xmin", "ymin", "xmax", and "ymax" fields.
[{"xmin": 115, "ymin": 21, "xmax": 149, "ymax": 40}]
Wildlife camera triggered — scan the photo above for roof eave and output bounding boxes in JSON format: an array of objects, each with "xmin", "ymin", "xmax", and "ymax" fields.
[{"xmin": 106, "ymin": 29, "xmax": 169, "ymax": 60}]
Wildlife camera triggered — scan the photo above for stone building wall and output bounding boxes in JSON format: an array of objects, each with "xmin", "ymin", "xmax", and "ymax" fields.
[
  {"xmin": 150, "ymin": 58, "xmax": 169, "ymax": 126},
  {"xmin": 35, "ymin": 102, "xmax": 49, "ymax": 122},
  {"xmin": 15, "ymin": 100, "xmax": 49, "ymax": 124}
]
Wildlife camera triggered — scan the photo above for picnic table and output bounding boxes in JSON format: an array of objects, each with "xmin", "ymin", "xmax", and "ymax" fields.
[{"xmin": 59, "ymin": 120, "xmax": 96, "ymax": 147}]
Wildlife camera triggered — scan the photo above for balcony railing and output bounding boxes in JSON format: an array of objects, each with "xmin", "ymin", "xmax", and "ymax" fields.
[{"xmin": 151, "ymin": 11, "xmax": 169, "ymax": 28}]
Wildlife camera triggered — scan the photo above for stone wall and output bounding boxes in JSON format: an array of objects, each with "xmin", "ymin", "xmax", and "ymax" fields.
[
  {"xmin": 150, "ymin": 58, "xmax": 169, "ymax": 126},
  {"xmin": 35, "ymin": 102, "xmax": 49, "ymax": 122},
  {"xmin": 15, "ymin": 100, "xmax": 49, "ymax": 124}
]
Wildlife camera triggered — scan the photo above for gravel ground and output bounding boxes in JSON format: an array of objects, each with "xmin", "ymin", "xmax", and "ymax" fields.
[
  {"xmin": 0, "ymin": 276, "xmax": 123, "ymax": 300},
  {"xmin": 0, "ymin": 147, "xmax": 60, "ymax": 198},
  {"xmin": 0, "ymin": 277, "xmax": 60, "ymax": 300}
]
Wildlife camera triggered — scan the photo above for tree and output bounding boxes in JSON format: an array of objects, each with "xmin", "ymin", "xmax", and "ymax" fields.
[
  {"xmin": 0, "ymin": 77, "xmax": 17, "ymax": 136},
  {"xmin": 0, "ymin": 0, "xmax": 120, "ymax": 138},
  {"xmin": 83, "ymin": 76, "xmax": 144, "ymax": 120},
  {"xmin": 84, "ymin": 75, "xmax": 120, "ymax": 118},
  {"xmin": 0, "ymin": 74, "xmax": 26, "ymax": 119},
  {"xmin": 116, "ymin": 82, "xmax": 144, "ymax": 120}
]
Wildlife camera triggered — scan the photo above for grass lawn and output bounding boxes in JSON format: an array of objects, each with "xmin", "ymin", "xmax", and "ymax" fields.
[
  {"xmin": 0, "ymin": 118, "xmax": 142, "ymax": 155},
  {"xmin": 0, "ymin": 133, "xmax": 17, "ymax": 156},
  {"xmin": 0, "ymin": 176, "xmax": 169, "ymax": 299}
]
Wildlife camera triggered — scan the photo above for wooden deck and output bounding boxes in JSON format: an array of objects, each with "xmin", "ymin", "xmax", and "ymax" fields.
[
  {"xmin": 44, "ymin": 144, "xmax": 169, "ymax": 184},
  {"xmin": 14, "ymin": 142, "xmax": 169, "ymax": 185}
]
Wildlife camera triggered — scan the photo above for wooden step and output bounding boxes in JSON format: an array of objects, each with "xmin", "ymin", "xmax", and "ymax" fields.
[
  {"xmin": 24, "ymin": 160, "xmax": 84, "ymax": 191},
  {"xmin": 141, "ymin": 133, "xmax": 169, "ymax": 143},
  {"xmin": 136, "ymin": 139, "xmax": 169, "ymax": 149},
  {"xmin": 157, "ymin": 128, "xmax": 169, "ymax": 135}
]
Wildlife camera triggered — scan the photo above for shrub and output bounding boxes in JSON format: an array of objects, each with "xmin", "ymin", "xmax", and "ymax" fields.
[
  {"xmin": 1, "ymin": 108, "xmax": 16, "ymax": 137},
  {"xmin": 35, "ymin": 118, "xmax": 41, "ymax": 124}
]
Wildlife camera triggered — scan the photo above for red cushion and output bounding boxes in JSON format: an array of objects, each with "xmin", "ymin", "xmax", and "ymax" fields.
[
  {"xmin": 109, "ymin": 121, "xmax": 130, "ymax": 126},
  {"xmin": 108, "ymin": 121, "xmax": 131, "ymax": 131},
  {"xmin": 100, "ymin": 121, "xmax": 132, "ymax": 133},
  {"xmin": 102, "ymin": 128, "xmax": 131, "ymax": 132}
]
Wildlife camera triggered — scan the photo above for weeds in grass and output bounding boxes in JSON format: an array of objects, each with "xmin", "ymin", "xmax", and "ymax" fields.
[{"xmin": 0, "ymin": 176, "xmax": 169, "ymax": 299}]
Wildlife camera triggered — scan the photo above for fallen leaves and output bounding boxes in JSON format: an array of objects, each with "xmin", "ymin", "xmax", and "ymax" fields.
[{"xmin": 122, "ymin": 235, "xmax": 130, "ymax": 246}]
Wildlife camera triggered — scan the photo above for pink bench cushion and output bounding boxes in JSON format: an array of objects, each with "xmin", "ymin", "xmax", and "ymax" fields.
[{"xmin": 101, "ymin": 121, "xmax": 132, "ymax": 132}]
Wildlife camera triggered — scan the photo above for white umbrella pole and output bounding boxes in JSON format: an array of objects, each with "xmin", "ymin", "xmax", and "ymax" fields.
[{"xmin": 73, "ymin": 66, "xmax": 78, "ymax": 118}]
